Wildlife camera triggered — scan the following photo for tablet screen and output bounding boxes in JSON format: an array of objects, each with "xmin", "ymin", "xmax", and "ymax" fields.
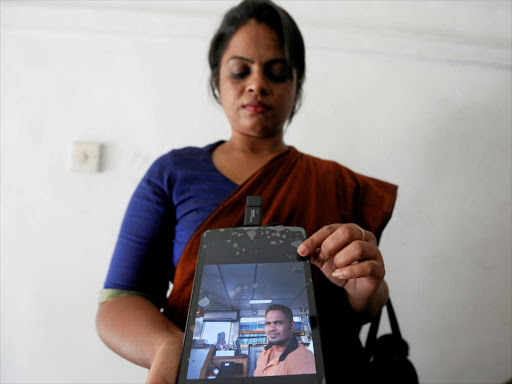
[{"xmin": 177, "ymin": 227, "xmax": 325, "ymax": 384}]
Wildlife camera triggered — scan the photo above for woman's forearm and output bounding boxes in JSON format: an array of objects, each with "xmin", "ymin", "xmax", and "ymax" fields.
[{"xmin": 96, "ymin": 295, "xmax": 184, "ymax": 380}]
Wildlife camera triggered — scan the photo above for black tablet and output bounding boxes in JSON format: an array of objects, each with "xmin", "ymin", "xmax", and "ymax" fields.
[{"xmin": 176, "ymin": 226, "xmax": 325, "ymax": 384}]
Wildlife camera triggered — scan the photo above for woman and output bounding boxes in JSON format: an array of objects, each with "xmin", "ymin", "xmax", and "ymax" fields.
[{"xmin": 96, "ymin": 1, "xmax": 397, "ymax": 383}]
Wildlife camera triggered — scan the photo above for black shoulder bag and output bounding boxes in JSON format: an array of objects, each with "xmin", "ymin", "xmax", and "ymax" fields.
[{"xmin": 365, "ymin": 299, "xmax": 419, "ymax": 383}]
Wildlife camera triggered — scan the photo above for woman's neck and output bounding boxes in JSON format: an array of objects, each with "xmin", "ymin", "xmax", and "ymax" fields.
[
  {"xmin": 224, "ymin": 132, "xmax": 287, "ymax": 157},
  {"xmin": 211, "ymin": 132, "xmax": 288, "ymax": 185}
]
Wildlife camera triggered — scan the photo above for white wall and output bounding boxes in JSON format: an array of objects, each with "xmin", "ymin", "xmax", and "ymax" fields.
[{"xmin": 1, "ymin": 1, "xmax": 510, "ymax": 383}]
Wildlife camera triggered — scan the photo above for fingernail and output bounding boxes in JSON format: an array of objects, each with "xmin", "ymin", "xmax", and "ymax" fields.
[
  {"xmin": 297, "ymin": 244, "xmax": 307, "ymax": 255},
  {"xmin": 332, "ymin": 271, "xmax": 346, "ymax": 279}
]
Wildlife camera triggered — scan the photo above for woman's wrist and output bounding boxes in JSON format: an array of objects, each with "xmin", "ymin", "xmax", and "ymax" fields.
[{"xmin": 347, "ymin": 280, "xmax": 389, "ymax": 321}]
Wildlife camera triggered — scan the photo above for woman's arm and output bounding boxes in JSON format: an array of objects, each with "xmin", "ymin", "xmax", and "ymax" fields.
[{"xmin": 96, "ymin": 295, "xmax": 184, "ymax": 384}]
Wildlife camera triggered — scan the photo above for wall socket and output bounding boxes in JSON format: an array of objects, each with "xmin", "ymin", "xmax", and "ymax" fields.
[{"xmin": 69, "ymin": 141, "xmax": 103, "ymax": 172}]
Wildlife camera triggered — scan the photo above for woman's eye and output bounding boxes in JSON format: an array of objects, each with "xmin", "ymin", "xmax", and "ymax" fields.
[
  {"xmin": 230, "ymin": 70, "xmax": 249, "ymax": 79},
  {"xmin": 265, "ymin": 64, "xmax": 290, "ymax": 83},
  {"xmin": 267, "ymin": 73, "xmax": 288, "ymax": 83}
]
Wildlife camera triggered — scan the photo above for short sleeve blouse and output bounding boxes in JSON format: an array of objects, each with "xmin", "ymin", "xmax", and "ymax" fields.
[{"xmin": 103, "ymin": 141, "xmax": 236, "ymax": 307}]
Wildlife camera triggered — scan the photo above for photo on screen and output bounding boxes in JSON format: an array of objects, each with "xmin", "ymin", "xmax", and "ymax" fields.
[{"xmin": 185, "ymin": 262, "xmax": 316, "ymax": 380}]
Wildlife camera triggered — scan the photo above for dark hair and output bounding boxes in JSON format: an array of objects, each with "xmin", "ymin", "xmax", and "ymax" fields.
[
  {"xmin": 208, "ymin": 0, "xmax": 306, "ymax": 123},
  {"xmin": 265, "ymin": 304, "xmax": 294, "ymax": 324}
]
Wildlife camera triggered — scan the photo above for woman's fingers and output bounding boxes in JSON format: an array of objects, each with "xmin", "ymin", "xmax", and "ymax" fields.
[
  {"xmin": 298, "ymin": 223, "xmax": 376, "ymax": 259},
  {"xmin": 297, "ymin": 224, "xmax": 340, "ymax": 256},
  {"xmin": 332, "ymin": 259, "xmax": 385, "ymax": 281},
  {"xmin": 332, "ymin": 239, "xmax": 378, "ymax": 268},
  {"xmin": 300, "ymin": 224, "xmax": 384, "ymax": 291}
]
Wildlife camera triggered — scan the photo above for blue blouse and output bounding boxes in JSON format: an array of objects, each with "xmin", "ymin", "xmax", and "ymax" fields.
[{"xmin": 103, "ymin": 141, "xmax": 237, "ymax": 306}]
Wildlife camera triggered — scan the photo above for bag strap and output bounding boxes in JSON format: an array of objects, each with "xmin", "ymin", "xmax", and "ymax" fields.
[
  {"xmin": 386, "ymin": 298, "xmax": 403, "ymax": 339},
  {"xmin": 364, "ymin": 304, "xmax": 382, "ymax": 359},
  {"xmin": 364, "ymin": 298, "xmax": 404, "ymax": 358},
  {"xmin": 365, "ymin": 298, "xmax": 418, "ymax": 382}
]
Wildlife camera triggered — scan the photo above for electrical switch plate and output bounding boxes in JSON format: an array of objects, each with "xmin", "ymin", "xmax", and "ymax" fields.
[{"xmin": 70, "ymin": 141, "xmax": 103, "ymax": 172}]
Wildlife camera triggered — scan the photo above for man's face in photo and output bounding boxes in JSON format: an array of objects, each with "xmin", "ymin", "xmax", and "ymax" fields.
[{"xmin": 264, "ymin": 310, "xmax": 294, "ymax": 346}]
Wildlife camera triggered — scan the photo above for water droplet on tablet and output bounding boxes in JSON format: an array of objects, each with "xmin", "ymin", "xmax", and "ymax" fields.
[
  {"xmin": 244, "ymin": 286, "xmax": 248, "ymax": 289},
  {"xmin": 236, "ymin": 251, "xmax": 239, "ymax": 255},
  {"xmin": 270, "ymin": 241, "xmax": 277, "ymax": 245},
  {"xmin": 229, "ymin": 290, "xmax": 236, "ymax": 297},
  {"xmin": 233, "ymin": 243, "xmax": 238, "ymax": 248},
  {"xmin": 219, "ymin": 229, "xmax": 225, "ymax": 232},
  {"xmin": 252, "ymin": 283, "xmax": 258, "ymax": 288},
  {"xmin": 242, "ymin": 248, "xmax": 246, "ymax": 251},
  {"xmin": 227, "ymin": 239, "xmax": 231, "ymax": 243},
  {"xmin": 279, "ymin": 240, "xmax": 283, "ymax": 243},
  {"xmin": 203, "ymin": 245, "xmax": 207, "ymax": 248},
  {"xmin": 190, "ymin": 325, "xmax": 196, "ymax": 332},
  {"xmin": 282, "ymin": 235, "xmax": 286, "ymax": 238},
  {"xmin": 291, "ymin": 240, "xmax": 302, "ymax": 248},
  {"xmin": 247, "ymin": 230, "xmax": 257, "ymax": 240},
  {"xmin": 236, "ymin": 287, "xmax": 241, "ymax": 292}
]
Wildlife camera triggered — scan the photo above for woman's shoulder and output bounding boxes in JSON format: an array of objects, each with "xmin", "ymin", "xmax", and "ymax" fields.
[
  {"xmin": 296, "ymin": 149, "xmax": 398, "ymax": 239},
  {"xmin": 150, "ymin": 141, "xmax": 223, "ymax": 172},
  {"xmin": 297, "ymin": 150, "xmax": 369, "ymax": 183},
  {"xmin": 156, "ymin": 141, "xmax": 220, "ymax": 162},
  {"xmin": 296, "ymin": 149, "xmax": 397, "ymax": 202}
]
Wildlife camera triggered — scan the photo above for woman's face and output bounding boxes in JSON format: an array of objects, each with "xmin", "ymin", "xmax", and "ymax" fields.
[{"xmin": 218, "ymin": 20, "xmax": 297, "ymax": 139}]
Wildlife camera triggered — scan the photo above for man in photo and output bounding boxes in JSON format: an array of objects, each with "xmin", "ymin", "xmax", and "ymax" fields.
[{"xmin": 253, "ymin": 304, "xmax": 316, "ymax": 376}]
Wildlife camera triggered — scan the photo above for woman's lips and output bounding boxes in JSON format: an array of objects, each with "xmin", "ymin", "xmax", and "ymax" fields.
[{"xmin": 243, "ymin": 101, "xmax": 270, "ymax": 114}]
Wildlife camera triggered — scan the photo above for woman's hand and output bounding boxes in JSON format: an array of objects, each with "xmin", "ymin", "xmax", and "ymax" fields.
[
  {"xmin": 96, "ymin": 295, "xmax": 184, "ymax": 384},
  {"xmin": 146, "ymin": 338, "xmax": 183, "ymax": 384},
  {"xmin": 297, "ymin": 223, "xmax": 387, "ymax": 315}
]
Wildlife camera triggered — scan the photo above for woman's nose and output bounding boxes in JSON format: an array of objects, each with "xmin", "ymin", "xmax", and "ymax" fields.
[{"xmin": 247, "ymin": 71, "xmax": 269, "ymax": 96}]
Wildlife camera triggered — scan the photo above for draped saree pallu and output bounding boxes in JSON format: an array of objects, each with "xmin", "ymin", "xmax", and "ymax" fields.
[{"xmin": 165, "ymin": 146, "xmax": 397, "ymax": 380}]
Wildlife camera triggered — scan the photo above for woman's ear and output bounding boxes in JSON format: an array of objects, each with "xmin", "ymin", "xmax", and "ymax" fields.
[{"xmin": 213, "ymin": 74, "xmax": 221, "ymax": 104}]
